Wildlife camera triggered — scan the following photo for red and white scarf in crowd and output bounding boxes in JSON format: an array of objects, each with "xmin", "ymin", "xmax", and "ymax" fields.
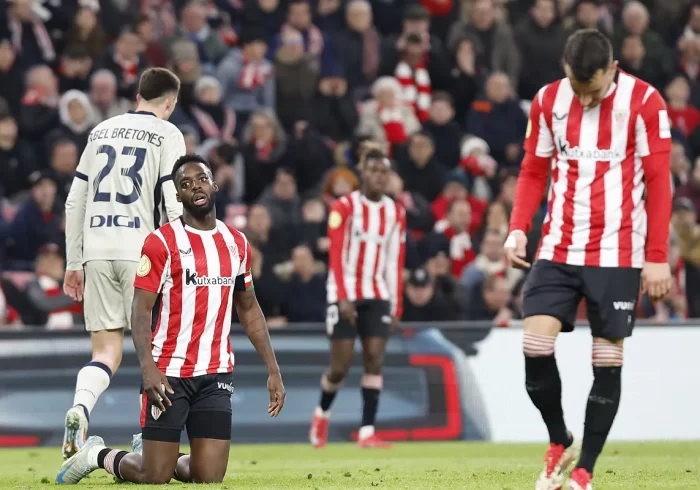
[
  {"xmin": 191, "ymin": 106, "xmax": 236, "ymax": 141},
  {"xmin": 9, "ymin": 16, "xmax": 55, "ymax": 62},
  {"xmin": 254, "ymin": 137, "xmax": 276, "ymax": 161},
  {"xmin": 114, "ymin": 54, "xmax": 139, "ymax": 85},
  {"xmin": 395, "ymin": 59, "xmax": 431, "ymax": 123},
  {"xmin": 377, "ymin": 105, "xmax": 408, "ymax": 156},
  {"xmin": 238, "ymin": 55, "xmax": 273, "ymax": 90},
  {"xmin": 440, "ymin": 225, "xmax": 476, "ymax": 278},
  {"xmin": 280, "ymin": 22, "xmax": 324, "ymax": 57}
]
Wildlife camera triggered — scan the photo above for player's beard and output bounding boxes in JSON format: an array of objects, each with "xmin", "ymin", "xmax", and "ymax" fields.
[{"xmin": 187, "ymin": 189, "xmax": 217, "ymax": 219}]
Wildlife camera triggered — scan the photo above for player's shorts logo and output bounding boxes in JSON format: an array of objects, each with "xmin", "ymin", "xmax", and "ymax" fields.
[
  {"xmin": 151, "ymin": 405, "xmax": 162, "ymax": 420},
  {"xmin": 328, "ymin": 211, "xmax": 342, "ymax": 229},
  {"xmin": 137, "ymin": 255, "xmax": 151, "ymax": 277}
]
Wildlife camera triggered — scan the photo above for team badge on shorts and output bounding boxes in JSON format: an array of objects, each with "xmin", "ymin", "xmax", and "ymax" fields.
[
  {"xmin": 137, "ymin": 254, "xmax": 151, "ymax": 277},
  {"xmin": 329, "ymin": 211, "xmax": 342, "ymax": 229},
  {"xmin": 151, "ymin": 405, "xmax": 162, "ymax": 420}
]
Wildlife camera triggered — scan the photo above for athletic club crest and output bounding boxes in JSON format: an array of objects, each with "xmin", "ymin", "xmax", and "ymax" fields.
[{"xmin": 151, "ymin": 405, "xmax": 162, "ymax": 420}]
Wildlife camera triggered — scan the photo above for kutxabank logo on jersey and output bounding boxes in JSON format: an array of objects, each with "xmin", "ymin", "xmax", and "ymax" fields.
[
  {"xmin": 184, "ymin": 268, "xmax": 235, "ymax": 287},
  {"xmin": 555, "ymin": 136, "xmax": 622, "ymax": 161}
]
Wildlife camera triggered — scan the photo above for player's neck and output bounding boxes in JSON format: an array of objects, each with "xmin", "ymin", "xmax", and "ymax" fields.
[
  {"xmin": 361, "ymin": 188, "xmax": 383, "ymax": 203},
  {"xmin": 182, "ymin": 213, "xmax": 217, "ymax": 231},
  {"xmin": 134, "ymin": 102, "xmax": 165, "ymax": 119}
]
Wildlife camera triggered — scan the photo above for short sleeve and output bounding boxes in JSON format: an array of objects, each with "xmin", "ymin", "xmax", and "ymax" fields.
[
  {"xmin": 636, "ymin": 88, "xmax": 672, "ymax": 157},
  {"xmin": 234, "ymin": 238, "xmax": 254, "ymax": 292},
  {"xmin": 523, "ymin": 88, "xmax": 554, "ymax": 158},
  {"xmin": 134, "ymin": 233, "xmax": 170, "ymax": 293}
]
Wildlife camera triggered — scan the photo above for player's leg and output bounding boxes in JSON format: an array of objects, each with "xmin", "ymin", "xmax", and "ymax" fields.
[
  {"xmin": 310, "ymin": 303, "xmax": 356, "ymax": 448},
  {"xmin": 568, "ymin": 267, "xmax": 640, "ymax": 490},
  {"xmin": 522, "ymin": 260, "xmax": 583, "ymax": 489},
  {"xmin": 63, "ymin": 261, "xmax": 127, "ymax": 459},
  {"xmin": 357, "ymin": 300, "xmax": 392, "ymax": 448}
]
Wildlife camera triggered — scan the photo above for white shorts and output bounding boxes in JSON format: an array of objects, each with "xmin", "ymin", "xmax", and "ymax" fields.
[{"xmin": 83, "ymin": 260, "xmax": 139, "ymax": 331}]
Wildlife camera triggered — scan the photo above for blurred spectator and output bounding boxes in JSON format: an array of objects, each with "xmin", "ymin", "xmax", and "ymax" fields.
[
  {"xmin": 134, "ymin": 13, "xmax": 168, "ymax": 68},
  {"xmin": 182, "ymin": 125, "xmax": 200, "ymax": 154},
  {"xmin": 299, "ymin": 198, "xmax": 330, "ymax": 257},
  {"xmin": 49, "ymin": 90, "xmax": 96, "ymax": 152},
  {"xmin": 242, "ymin": 0, "xmax": 286, "ymax": 41},
  {"xmin": 245, "ymin": 242, "xmax": 284, "ymax": 322},
  {"xmin": 380, "ymin": 5, "xmax": 451, "ymax": 95},
  {"xmin": 217, "ymin": 26, "xmax": 274, "ymax": 136},
  {"xmin": 270, "ymin": 0, "xmax": 330, "ymax": 71},
  {"xmin": 466, "ymin": 72, "xmax": 527, "ymax": 167},
  {"xmin": 0, "ymin": 38, "xmax": 23, "ymax": 117},
  {"xmin": 0, "ymin": 283, "xmax": 21, "ymax": 329},
  {"xmin": 99, "ymin": 0, "xmax": 143, "ymax": 39},
  {"xmin": 460, "ymin": 228, "xmax": 523, "ymax": 294},
  {"xmin": 396, "ymin": 131, "xmax": 446, "ymax": 202},
  {"xmin": 63, "ymin": 3, "xmax": 106, "ymax": 59},
  {"xmin": 672, "ymin": 197, "xmax": 700, "ymax": 317},
  {"xmin": 164, "ymin": 0, "xmax": 228, "ymax": 70},
  {"xmin": 197, "ymin": 139, "xmax": 244, "ymax": 219},
  {"xmin": 26, "ymin": 243, "xmax": 81, "ymax": 330},
  {"xmin": 514, "ymin": 0, "xmax": 566, "ymax": 100},
  {"xmin": 676, "ymin": 156, "xmax": 700, "ymax": 220},
  {"xmin": 88, "ymin": 69, "xmax": 131, "ymax": 121},
  {"xmin": 48, "ymin": 138, "xmax": 78, "ymax": 203},
  {"xmin": 424, "ymin": 250, "xmax": 463, "ymax": 318},
  {"xmin": 280, "ymin": 244, "xmax": 326, "ymax": 322},
  {"xmin": 258, "ymin": 167, "xmax": 303, "ymax": 230},
  {"xmin": 447, "ymin": 0, "xmax": 520, "ymax": 87},
  {"xmin": 6, "ymin": 0, "xmax": 56, "ymax": 67},
  {"xmin": 431, "ymin": 168, "xmax": 488, "ymax": 235},
  {"xmin": 332, "ymin": 0, "xmax": 380, "ymax": 98},
  {"xmin": 190, "ymin": 76, "xmax": 235, "ymax": 142},
  {"xmin": 426, "ymin": 200, "xmax": 476, "ymax": 277},
  {"xmin": 402, "ymin": 267, "xmax": 451, "ymax": 322},
  {"xmin": 458, "ymin": 136, "xmax": 497, "ymax": 200},
  {"xmin": 241, "ymin": 109, "xmax": 289, "ymax": 203},
  {"xmin": 0, "ymin": 105, "xmax": 36, "ymax": 200},
  {"xmin": 311, "ymin": 67, "xmax": 358, "ymax": 143},
  {"xmin": 357, "ymin": 76, "xmax": 420, "ymax": 154},
  {"xmin": 422, "ymin": 92, "xmax": 462, "ymax": 169},
  {"xmin": 474, "ymin": 200, "xmax": 510, "ymax": 247},
  {"xmin": 244, "ymin": 204, "xmax": 294, "ymax": 275},
  {"xmin": 464, "ymin": 274, "xmax": 514, "ymax": 323},
  {"xmin": 563, "ymin": 0, "xmax": 611, "ymax": 37},
  {"xmin": 19, "ymin": 65, "xmax": 60, "ymax": 141},
  {"xmin": 315, "ymin": 0, "xmax": 344, "ymax": 33},
  {"xmin": 167, "ymin": 39, "xmax": 202, "ymax": 111},
  {"xmin": 666, "ymin": 74, "xmax": 700, "ymax": 138},
  {"xmin": 614, "ymin": 1, "xmax": 671, "ymax": 90},
  {"xmin": 6, "ymin": 171, "xmax": 63, "ymax": 270},
  {"xmin": 321, "ymin": 166, "xmax": 360, "ymax": 208},
  {"xmin": 96, "ymin": 27, "xmax": 149, "ymax": 100},
  {"xmin": 285, "ymin": 121, "xmax": 335, "ymax": 195},
  {"xmin": 448, "ymin": 35, "xmax": 482, "ymax": 123},
  {"xmin": 57, "ymin": 45, "xmax": 93, "ymax": 93},
  {"xmin": 671, "ymin": 138, "xmax": 691, "ymax": 190},
  {"xmin": 385, "ymin": 170, "xmax": 434, "ymax": 235}
]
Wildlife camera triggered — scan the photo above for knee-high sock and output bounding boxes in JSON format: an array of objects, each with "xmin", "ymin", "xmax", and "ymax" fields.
[{"xmin": 360, "ymin": 374, "xmax": 382, "ymax": 437}]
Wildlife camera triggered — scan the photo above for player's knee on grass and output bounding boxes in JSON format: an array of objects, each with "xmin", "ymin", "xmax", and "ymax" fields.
[{"xmin": 189, "ymin": 438, "xmax": 229, "ymax": 484}]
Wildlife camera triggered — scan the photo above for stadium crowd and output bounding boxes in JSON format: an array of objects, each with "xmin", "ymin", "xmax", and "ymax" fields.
[{"xmin": 0, "ymin": 0, "xmax": 699, "ymax": 329}]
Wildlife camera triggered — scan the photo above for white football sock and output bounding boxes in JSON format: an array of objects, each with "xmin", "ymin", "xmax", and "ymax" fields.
[
  {"xmin": 359, "ymin": 425, "xmax": 375, "ymax": 440},
  {"xmin": 73, "ymin": 364, "xmax": 112, "ymax": 414}
]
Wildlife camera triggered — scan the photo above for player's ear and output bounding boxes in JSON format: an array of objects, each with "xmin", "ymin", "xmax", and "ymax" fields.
[
  {"xmin": 135, "ymin": 94, "xmax": 142, "ymax": 105},
  {"xmin": 213, "ymin": 182, "xmax": 219, "ymax": 192}
]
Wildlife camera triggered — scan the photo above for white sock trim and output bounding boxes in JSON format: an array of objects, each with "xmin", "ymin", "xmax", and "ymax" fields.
[
  {"xmin": 314, "ymin": 406, "xmax": 330, "ymax": 419},
  {"xmin": 73, "ymin": 365, "xmax": 111, "ymax": 414},
  {"xmin": 358, "ymin": 425, "xmax": 374, "ymax": 440}
]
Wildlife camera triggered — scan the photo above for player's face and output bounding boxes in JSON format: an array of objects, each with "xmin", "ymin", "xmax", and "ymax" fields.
[
  {"xmin": 176, "ymin": 162, "xmax": 218, "ymax": 218},
  {"xmin": 565, "ymin": 62, "xmax": 617, "ymax": 109},
  {"xmin": 362, "ymin": 157, "xmax": 390, "ymax": 195}
]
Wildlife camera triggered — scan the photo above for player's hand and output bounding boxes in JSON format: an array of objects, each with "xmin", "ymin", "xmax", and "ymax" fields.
[
  {"xmin": 338, "ymin": 299, "xmax": 358, "ymax": 326},
  {"xmin": 142, "ymin": 363, "xmax": 173, "ymax": 412},
  {"xmin": 267, "ymin": 371, "xmax": 286, "ymax": 417},
  {"xmin": 504, "ymin": 231, "xmax": 530, "ymax": 269},
  {"xmin": 390, "ymin": 316, "xmax": 400, "ymax": 333},
  {"xmin": 641, "ymin": 261, "xmax": 673, "ymax": 302},
  {"xmin": 63, "ymin": 270, "xmax": 85, "ymax": 302}
]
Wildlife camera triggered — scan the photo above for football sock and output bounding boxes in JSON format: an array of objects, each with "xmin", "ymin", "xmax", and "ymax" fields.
[
  {"xmin": 577, "ymin": 365, "xmax": 622, "ymax": 474},
  {"xmin": 319, "ymin": 373, "xmax": 342, "ymax": 412},
  {"xmin": 97, "ymin": 448, "xmax": 128, "ymax": 480},
  {"xmin": 73, "ymin": 362, "xmax": 112, "ymax": 415},
  {"xmin": 525, "ymin": 355, "xmax": 572, "ymax": 447},
  {"xmin": 360, "ymin": 374, "xmax": 382, "ymax": 430}
]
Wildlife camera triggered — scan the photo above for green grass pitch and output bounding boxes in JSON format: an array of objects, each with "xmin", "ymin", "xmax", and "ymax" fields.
[{"xmin": 0, "ymin": 441, "xmax": 698, "ymax": 489}]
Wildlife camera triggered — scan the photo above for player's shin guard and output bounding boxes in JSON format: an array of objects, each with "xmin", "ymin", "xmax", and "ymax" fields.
[
  {"xmin": 97, "ymin": 448, "xmax": 128, "ymax": 481},
  {"xmin": 576, "ymin": 343, "xmax": 623, "ymax": 474},
  {"xmin": 523, "ymin": 333, "xmax": 571, "ymax": 446},
  {"xmin": 73, "ymin": 361, "xmax": 113, "ymax": 417},
  {"xmin": 360, "ymin": 374, "xmax": 382, "ymax": 436},
  {"xmin": 319, "ymin": 373, "xmax": 343, "ymax": 412}
]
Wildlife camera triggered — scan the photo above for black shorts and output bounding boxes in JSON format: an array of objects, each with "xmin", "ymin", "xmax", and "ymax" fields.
[
  {"xmin": 326, "ymin": 299, "xmax": 391, "ymax": 340},
  {"xmin": 523, "ymin": 259, "xmax": 641, "ymax": 339},
  {"xmin": 141, "ymin": 372, "xmax": 233, "ymax": 443}
]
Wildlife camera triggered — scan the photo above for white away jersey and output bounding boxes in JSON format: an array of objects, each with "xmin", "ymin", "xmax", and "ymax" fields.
[{"xmin": 65, "ymin": 111, "xmax": 185, "ymax": 269}]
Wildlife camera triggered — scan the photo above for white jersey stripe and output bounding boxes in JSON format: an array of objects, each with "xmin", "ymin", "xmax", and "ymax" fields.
[
  {"xmin": 166, "ymin": 224, "xmax": 196, "ymax": 374},
  {"xmin": 361, "ymin": 203, "xmax": 380, "ymax": 298},
  {"xmin": 192, "ymin": 233, "xmax": 222, "ymax": 374}
]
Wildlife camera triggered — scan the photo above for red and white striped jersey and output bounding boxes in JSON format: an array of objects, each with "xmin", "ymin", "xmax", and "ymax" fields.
[
  {"xmin": 134, "ymin": 218, "xmax": 253, "ymax": 378},
  {"xmin": 327, "ymin": 191, "xmax": 407, "ymax": 317},
  {"xmin": 525, "ymin": 71, "xmax": 672, "ymax": 268}
]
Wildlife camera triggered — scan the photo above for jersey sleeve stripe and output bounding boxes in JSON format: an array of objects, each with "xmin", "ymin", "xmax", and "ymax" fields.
[
  {"xmin": 158, "ymin": 175, "xmax": 173, "ymax": 184},
  {"xmin": 74, "ymin": 171, "xmax": 88, "ymax": 181}
]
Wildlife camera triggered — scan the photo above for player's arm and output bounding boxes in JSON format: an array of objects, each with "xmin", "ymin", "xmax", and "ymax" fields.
[
  {"xmin": 637, "ymin": 88, "xmax": 673, "ymax": 300},
  {"xmin": 327, "ymin": 198, "xmax": 357, "ymax": 323},
  {"xmin": 385, "ymin": 206, "xmax": 407, "ymax": 327},
  {"xmin": 132, "ymin": 233, "xmax": 173, "ymax": 411},
  {"xmin": 159, "ymin": 128, "xmax": 186, "ymax": 221},
  {"xmin": 505, "ymin": 88, "xmax": 554, "ymax": 268},
  {"xmin": 65, "ymin": 147, "xmax": 91, "ymax": 271},
  {"xmin": 232, "ymin": 240, "xmax": 286, "ymax": 416}
]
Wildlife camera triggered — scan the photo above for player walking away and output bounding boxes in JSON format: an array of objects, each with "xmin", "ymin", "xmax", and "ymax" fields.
[
  {"xmin": 504, "ymin": 29, "xmax": 673, "ymax": 490},
  {"xmin": 61, "ymin": 68, "xmax": 186, "ymax": 460},
  {"xmin": 309, "ymin": 143, "xmax": 407, "ymax": 449},
  {"xmin": 57, "ymin": 154, "xmax": 286, "ymax": 485}
]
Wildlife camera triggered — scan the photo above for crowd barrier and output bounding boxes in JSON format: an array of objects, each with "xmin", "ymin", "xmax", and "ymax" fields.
[{"xmin": 0, "ymin": 322, "xmax": 697, "ymax": 447}]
